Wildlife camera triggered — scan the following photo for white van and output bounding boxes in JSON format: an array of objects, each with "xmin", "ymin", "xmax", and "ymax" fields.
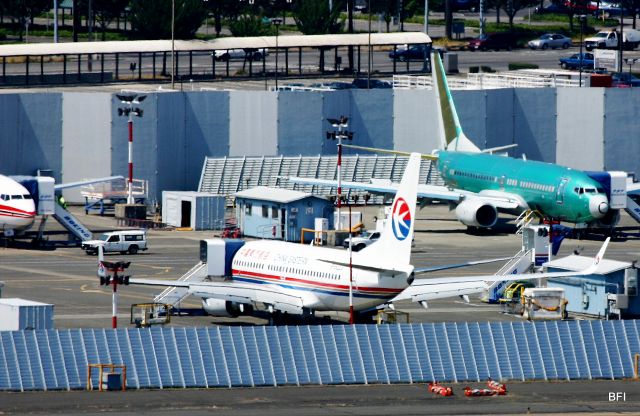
[{"xmin": 81, "ymin": 230, "xmax": 148, "ymax": 255}]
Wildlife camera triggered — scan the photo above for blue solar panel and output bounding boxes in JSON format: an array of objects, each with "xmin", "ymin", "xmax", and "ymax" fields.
[
  {"xmin": 579, "ymin": 321, "xmax": 603, "ymax": 379},
  {"xmin": 284, "ymin": 326, "xmax": 308, "ymax": 384},
  {"xmin": 275, "ymin": 327, "xmax": 299, "ymax": 385},
  {"xmin": 602, "ymin": 322, "xmax": 625, "ymax": 379},
  {"xmin": 422, "ymin": 323, "xmax": 443, "ymax": 382},
  {"xmin": 355, "ymin": 325, "xmax": 379, "ymax": 382},
  {"xmin": 333, "ymin": 326, "xmax": 356, "ymax": 383},
  {"xmin": 196, "ymin": 327, "xmax": 218, "ymax": 387},
  {"xmin": 445, "ymin": 323, "xmax": 468, "ymax": 382},
  {"xmin": 1, "ymin": 321, "xmax": 639, "ymax": 391},
  {"xmin": 532, "ymin": 322, "xmax": 554, "ymax": 380}
]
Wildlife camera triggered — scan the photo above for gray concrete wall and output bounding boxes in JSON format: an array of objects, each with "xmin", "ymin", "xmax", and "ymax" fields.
[
  {"xmin": 2, "ymin": 87, "xmax": 639, "ymax": 204},
  {"xmin": 229, "ymin": 91, "xmax": 277, "ymax": 157},
  {"xmin": 556, "ymin": 88, "xmax": 604, "ymax": 170},
  {"xmin": 61, "ymin": 93, "xmax": 112, "ymax": 201},
  {"xmin": 0, "ymin": 93, "xmax": 63, "ymax": 178}
]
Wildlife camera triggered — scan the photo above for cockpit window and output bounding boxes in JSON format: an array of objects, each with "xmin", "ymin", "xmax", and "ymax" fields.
[
  {"xmin": 23, "ymin": 194, "xmax": 32, "ymax": 199},
  {"xmin": 574, "ymin": 187, "xmax": 584, "ymax": 194},
  {"xmin": 11, "ymin": 195, "xmax": 22, "ymax": 199},
  {"xmin": 585, "ymin": 188, "xmax": 596, "ymax": 193},
  {"xmin": 596, "ymin": 187, "xmax": 605, "ymax": 193},
  {"xmin": 0, "ymin": 194, "xmax": 8, "ymax": 201}
]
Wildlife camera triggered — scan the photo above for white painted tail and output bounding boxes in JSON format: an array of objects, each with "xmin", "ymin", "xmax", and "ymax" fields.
[
  {"xmin": 431, "ymin": 52, "xmax": 480, "ymax": 153},
  {"xmin": 358, "ymin": 153, "xmax": 421, "ymax": 267}
]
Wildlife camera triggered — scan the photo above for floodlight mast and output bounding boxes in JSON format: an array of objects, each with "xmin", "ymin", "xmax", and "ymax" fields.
[
  {"xmin": 117, "ymin": 94, "xmax": 146, "ymax": 204},
  {"xmin": 326, "ymin": 116, "xmax": 352, "ymax": 231}
]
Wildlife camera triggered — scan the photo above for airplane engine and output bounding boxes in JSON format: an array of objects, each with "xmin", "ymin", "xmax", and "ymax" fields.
[
  {"xmin": 201, "ymin": 298, "xmax": 253, "ymax": 317},
  {"xmin": 455, "ymin": 200, "xmax": 498, "ymax": 228}
]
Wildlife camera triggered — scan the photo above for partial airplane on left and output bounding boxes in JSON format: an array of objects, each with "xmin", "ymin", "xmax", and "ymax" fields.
[{"xmin": 0, "ymin": 174, "xmax": 36, "ymax": 236}]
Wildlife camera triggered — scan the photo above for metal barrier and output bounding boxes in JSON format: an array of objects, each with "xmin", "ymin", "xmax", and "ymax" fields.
[{"xmin": 393, "ymin": 72, "xmax": 582, "ymax": 90}]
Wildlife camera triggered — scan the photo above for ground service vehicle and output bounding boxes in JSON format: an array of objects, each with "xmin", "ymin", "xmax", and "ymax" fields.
[
  {"xmin": 342, "ymin": 230, "xmax": 381, "ymax": 251},
  {"xmin": 82, "ymin": 230, "xmax": 148, "ymax": 255},
  {"xmin": 584, "ymin": 29, "xmax": 640, "ymax": 51},
  {"xmin": 559, "ymin": 52, "xmax": 594, "ymax": 69}
]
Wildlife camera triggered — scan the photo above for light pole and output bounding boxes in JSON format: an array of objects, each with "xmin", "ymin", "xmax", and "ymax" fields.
[
  {"xmin": 53, "ymin": 0, "xmax": 58, "ymax": 43},
  {"xmin": 272, "ymin": 18, "xmax": 282, "ymax": 90},
  {"xmin": 117, "ymin": 94, "xmax": 146, "ymax": 205},
  {"xmin": 367, "ymin": 0, "xmax": 372, "ymax": 89},
  {"xmin": 171, "ymin": 0, "xmax": 175, "ymax": 89},
  {"xmin": 327, "ymin": 116, "xmax": 353, "ymax": 231},
  {"xmin": 579, "ymin": 15, "xmax": 586, "ymax": 87}
]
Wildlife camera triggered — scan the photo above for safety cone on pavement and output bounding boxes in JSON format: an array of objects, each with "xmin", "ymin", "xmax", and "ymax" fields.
[
  {"xmin": 427, "ymin": 382, "xmax": 454, "ymax": 396},
  {"xmin": 487, "ymin": 378, "xmax": 507, "ymax": 394}
]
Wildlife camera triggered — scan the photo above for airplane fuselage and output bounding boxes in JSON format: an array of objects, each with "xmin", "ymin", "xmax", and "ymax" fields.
[
  {"xmin": 230, "ymin": 240, "xmax": 411, "ymax": 312},
  {"xmin": 438, "ymin": 151, "xmax": 609, "ymax": 223},
  {"xmin": 0, "ymin": 175, "xmax": 36, "ymax": 234}
]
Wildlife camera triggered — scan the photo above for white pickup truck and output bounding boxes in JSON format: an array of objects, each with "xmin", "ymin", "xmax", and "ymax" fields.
[
  {"xmin": 342, "ymin": 230, "xmax": 380, "ymax": 251},
  {"xmin": 584, "ymin": 29, "xmax": 640, "ymax": 51}
]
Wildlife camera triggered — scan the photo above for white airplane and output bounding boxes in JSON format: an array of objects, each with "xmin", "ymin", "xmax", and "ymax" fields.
[
  {"xmin": 0, "ymin": 175, "xmax": 37, "ymax": 236},
  {"xmin": 129, "ymin": 152, "xmax": 610, "ymax": 321},
  {"xmin": 0, "ymin": 173, "xmax": 124, "ymax": 238}
]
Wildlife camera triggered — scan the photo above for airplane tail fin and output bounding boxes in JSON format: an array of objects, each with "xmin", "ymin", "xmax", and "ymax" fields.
[
  {"xmin": 432, "ymin": 52, "xmax": 480, "ymax": 153},
  {"xmin": 357, "ymin": 153, "xmax": 421, "ymax": 267}
]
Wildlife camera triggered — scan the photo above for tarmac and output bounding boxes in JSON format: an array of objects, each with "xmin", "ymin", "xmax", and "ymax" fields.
[{"xmin": 0, "ymin": 205, "xmax": 639, "ymax": 414}]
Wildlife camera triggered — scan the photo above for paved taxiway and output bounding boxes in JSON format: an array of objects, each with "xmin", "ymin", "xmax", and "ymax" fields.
[
  {"xmin": 1, "ymin": 205, "xmax": 639, "ymax": 414},
  {"xmin": 0, "ymin": 204, "xmax": 638, "ymax": 327}
]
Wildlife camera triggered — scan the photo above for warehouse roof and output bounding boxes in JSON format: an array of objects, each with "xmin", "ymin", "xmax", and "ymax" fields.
[
  {"xmin": 235, "ymin": 186, "xmax": 328, "ymax": 204},
  {"xmin": 544, "ymin": 255, "xmax": 630, "ymax": 275},
  {"xmin": 0, "ymin": 32, "xmax": 431, "ymax": 57}
]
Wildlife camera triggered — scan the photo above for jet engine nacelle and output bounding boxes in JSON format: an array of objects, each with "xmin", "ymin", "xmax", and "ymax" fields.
[
  {"xmin": 455, "ymin": 200, "xmax": 498, "ymax": 228},
  {"xmin": 201, "ymin": 298, "xmax": 253, "ymax": 317}
]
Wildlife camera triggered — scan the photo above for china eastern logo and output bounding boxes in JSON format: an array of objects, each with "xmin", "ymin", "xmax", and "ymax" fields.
[{"xmin": 391, "ymin": 197, "xmax": 412, "ymax": 240}]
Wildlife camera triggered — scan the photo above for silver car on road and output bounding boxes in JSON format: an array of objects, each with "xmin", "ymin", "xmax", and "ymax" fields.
[{"xmin": 528, "ymin": 33, "xmax": 572, "ymax": 50}]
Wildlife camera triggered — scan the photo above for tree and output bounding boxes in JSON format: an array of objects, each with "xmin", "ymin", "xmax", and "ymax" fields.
[
  {"xmin": 370, "ymin": 0, "xmax": 400, "ymax": 32},
  {"xmin": 293, "ymin": 0, "xmax": 344, "ymax": 35},
  {"xmin": 228, "ymin": 14, "xmax": 271, "ymax": 37},
  {"xmin": 502, "ymin": 0, "xmax": 537, "ymax": 31},
  {"xmin": 129, "ymin": 0, "xmax": 207, "ymax": 40},
  {"xmin": 92, "ymin": 0, "xmax": 129, "ymax": 40},
  {"xmin": 2, "ymin": 0, "xmax": 50, "ymax": 41}
]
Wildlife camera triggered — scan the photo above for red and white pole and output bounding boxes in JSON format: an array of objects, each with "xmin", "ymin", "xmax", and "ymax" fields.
[
  {"xmin": 348, "ymin": 203, "xmax": 354, "ymax": 324},
  {"xmin": 127, "ymin": 115, "xmax": 134, "ymax": 204},
  {"xmin": 111, "ymin": 272, "xmax": 118, "ymax": 329},
  {"xmin": 337, "ymin": 137, "xmax": 342, "ymax": 230}
]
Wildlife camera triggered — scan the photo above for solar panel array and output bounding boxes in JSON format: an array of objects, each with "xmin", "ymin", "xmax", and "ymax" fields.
[{"xmin": 0, "ymin": 321, "xmax": 638, "ymax": 391}]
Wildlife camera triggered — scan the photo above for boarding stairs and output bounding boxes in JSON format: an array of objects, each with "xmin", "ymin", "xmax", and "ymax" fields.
[
  {"xmin": 480, "ymin": 248, "xmax": 534, "ymax": 303},
  {"xmin": 515, "ymin": 210, "xmax": 541, "ymax": 234},
  {"xmin": 52, "ymin": 203, "xmax": 93, "ymax": 241},
  {"xmin": 625, "ymin": 195, "xmax": 640, "ymax": 223},
  {"xmin": 153, "ymin": 262, "xmax": 208, "ymax": 308}
]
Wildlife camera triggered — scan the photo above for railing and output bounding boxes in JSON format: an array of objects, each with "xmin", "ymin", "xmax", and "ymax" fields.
[{"xmin": 393, "ymin": 72, "xmax": 582, "ymax": 90}]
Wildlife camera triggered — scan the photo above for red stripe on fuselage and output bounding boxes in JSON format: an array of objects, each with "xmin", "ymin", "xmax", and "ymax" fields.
[
  {"xmin": 231, "ymin": 268, "xmax": 403, "ymax": 294},
  {"xmin": 0, "ymin": 204, "xmax": 35, "ymax": 216}
]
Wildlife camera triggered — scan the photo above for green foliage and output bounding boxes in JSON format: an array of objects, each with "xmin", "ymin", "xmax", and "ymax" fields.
[
  {"xmin": 129, "ymin": 0, "xmax": 207, "ymax": 40},
  {"xmin": 0, "ymin": 29, "xmax": 6, "ymax": 41},
  {"xmin": 293, "ymin": 0, "xmax": 345, "ymax": 35},
  {"xmin": 508, "ymin": 62, "xmax": 540, "ymax": 70},
  {"xmin": 530, "ymin": 12, "xmax": 618, "ymax": 27},
  {"xmin": 228, "ymin": 15, "xmax": 271, "ymax": 37}
]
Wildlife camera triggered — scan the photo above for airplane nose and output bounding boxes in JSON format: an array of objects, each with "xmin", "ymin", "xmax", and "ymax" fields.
[{"xmin": 589, "ymin": 196, "xmax": 609, "ymax": 219}]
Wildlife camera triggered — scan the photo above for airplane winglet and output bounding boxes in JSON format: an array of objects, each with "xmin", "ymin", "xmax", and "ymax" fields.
[{"xmin": 582, "ymin": 237, "xmax": 610, "ymax": 275}]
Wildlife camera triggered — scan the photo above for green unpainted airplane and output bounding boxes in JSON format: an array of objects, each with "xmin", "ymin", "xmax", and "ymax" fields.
[{"xmin": 291, "ymin": 52, "xmax": 617, "ymax": 230}]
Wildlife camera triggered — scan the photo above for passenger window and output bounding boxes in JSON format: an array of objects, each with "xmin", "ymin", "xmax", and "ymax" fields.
[{"xmin": 107, "ymin": 236, "xmax": 119, "ymax": 242}]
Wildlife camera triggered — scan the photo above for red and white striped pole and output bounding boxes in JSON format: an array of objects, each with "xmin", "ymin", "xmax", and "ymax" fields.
[
  {"xmin": 127, "ymin": 115, "xmax": 134, "ymax": 204},
  {"xmin": 111, "ymin": 271, "xmax": 119, "ymax": 329},
  {"xmin": 337, "ymin": 135, "xmax": 342, "ymax": 230}
]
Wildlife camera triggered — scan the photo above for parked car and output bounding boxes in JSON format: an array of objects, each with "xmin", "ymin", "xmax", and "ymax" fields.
[
  {"xmin": 309, "ymin": 81, "xmax": 355, "ymax": 90},
  {"xmin": 559, "ymin": 52, "xmax": 594, "ymax": 69},
  {"xmin": 343, "ymin": 230, "xmax": 380, "ymax": 251},
  {"xmin": 351, "ymin": 78, "xmax": 392, "ymax": 89},
  {"xmin": 528, "ymin": 33, "xmax": 572, "ymax": 50},
  {"xmin": 81, "ymin": 230, "xmax": 148, "ymax": 255},
  {"xmin": 214, "ymin": 48, "xmax": 267, "ymax": 62},
  {"xmin": 612, "ymin": 72, "xmax": 640, "ymax": 87},
  {"xmin": 388, "ymin": 44, "xmax": 429, "ymax": 61},
  {"xmin": 468, "ymin": 32, "xmax": 516, "ymax": 51}
]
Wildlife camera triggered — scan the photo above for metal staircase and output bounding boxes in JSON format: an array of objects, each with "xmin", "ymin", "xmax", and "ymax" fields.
[
  {"xmin": 153, "ymin": 262, "xmax": 208, "ymax": 307},
  {"xmin": 480, "ymin": 249, "xmax": 534, "ymax": 303}
]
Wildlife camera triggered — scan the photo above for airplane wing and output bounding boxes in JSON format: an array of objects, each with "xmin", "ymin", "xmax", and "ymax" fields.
[
  {"xmin": 414, "ymin": 257, "xmax": 511, "ymax": 274},
  {"xmin": 129, "ymin": 278, "xmax": 305, "ymax": 314},
  {"xmin": 288, "ymin": 177, "xmax": 461, "ymax": 202},
  {"xmin": 54, "ymin": 175, "xmax": 124, "ymax": 191},
  {"xmin": 393, "ymin": 238, "xmax": 610, "ymax": 304}
]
